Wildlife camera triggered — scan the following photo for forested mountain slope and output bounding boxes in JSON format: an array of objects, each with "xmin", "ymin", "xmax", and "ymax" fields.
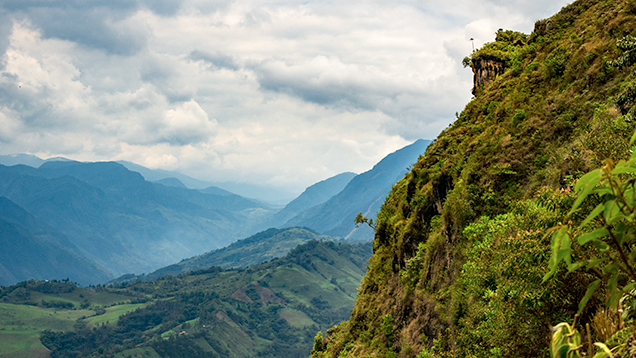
[
  {"xmin": 266, "ymin": 173, "xmax": 356, "ymax": 229},
  {"xmin": 313, "ymin": 1, "xmax": 636, "ymax": 357},
  {"xmin": 0, "ymin": 240, "xmax": 372, "ymax": 358}
]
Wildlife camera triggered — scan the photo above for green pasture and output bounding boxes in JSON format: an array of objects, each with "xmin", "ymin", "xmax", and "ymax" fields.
[
  {"xmin": 0, "ymin": 302, "xmax": 93, "ymax": 357},
  {"xmin": 114, "ymin": 347, "xmax": 161, "ymax": 358},
  {"xmin": 278, "ymin": 308, "xmax": 316, "ymax": 328},
  {"xmin": 85, "ymin": 303, "xmax": 146, "ymax": 327}
]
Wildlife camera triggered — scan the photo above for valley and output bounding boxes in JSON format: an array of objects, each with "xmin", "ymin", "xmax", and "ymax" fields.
[
  {"xmin": 4, "ymin": 0, "xmax": 636, "ymax": 357},
  {"xmin": 0, "ymin": 138, "xmax": 426, "ymax": 285},
  {"xmin": 0, "ymin": 134, "xmax": 426, "ymax": 357},
  {"xmin": 0, "ymin": 240, "xmax": 372, "ymax": 357}
]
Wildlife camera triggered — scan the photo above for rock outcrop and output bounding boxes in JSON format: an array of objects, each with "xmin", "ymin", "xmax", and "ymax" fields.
[{"xmin": 471, "ymin": 55, "xmax": 505, "ymax": 95}]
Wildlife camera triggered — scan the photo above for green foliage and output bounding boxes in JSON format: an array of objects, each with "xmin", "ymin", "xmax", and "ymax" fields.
[
  {"xmin": 544, "ymin": 146, "xmax": 636, "ymax": 312},
  {"xmin": 467, "ymin": 29, "xmax": 529, "ymax": 66},
  {"xmin": 2, "ymin": 240, "xmax": 372, "ymax": 358},
  {"xmin": 544, "ymin": 46, "xmax": 569, "ymax": 80},
  {"xmin": 462, "ymin": 56, "xmax": 471, "ymax": 68},
  {"xmin": 512, "ymin": 109, "xmax": 526, "ymax": 126},
  {"xmin": 545, "ymin": 130, "xmax": 636, "ymax": 358},
  {"xmin": 152, "ymin": 334, "xmax": 209, "ymax": 358},
  {"xmin": 416, "ymin": 330, "xmax": 454, "ymax": 358},
  {"xmin": 608, "ymin": 36, "xmax": 636, "ymax": 68},
  {"xmin": 549, "ymin": 320, "xmax": 583, "ymax": 358},
  {"xmin": 609, "ymin": 36, "xmax": 636, "ymax": 121},
  {"xmin": 317, "ymin": 1, "xmax": 636, "ymax": 357},
  {"xmin": 354, "ymin": 213, "xmax": 376, "ymax": 229},
  {"xmin": 456, "ymin": 190, "xmax": 587, "ymax": 357},
  {"xmin": 312, "ymin": 331, "xmax": 324, "ymax": 354},
  {"xmin": 382, "ymin": 314, "xmax": 394, "ymax": 348},
  {"xmin": 549, "ymin": 319, "xmax": 616, "ymax": 358}
]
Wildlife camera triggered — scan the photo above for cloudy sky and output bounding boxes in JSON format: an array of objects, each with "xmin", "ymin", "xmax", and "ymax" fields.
[{"xmin": 0, "ymin": 0, "xmax": 570, "ymax": 195}]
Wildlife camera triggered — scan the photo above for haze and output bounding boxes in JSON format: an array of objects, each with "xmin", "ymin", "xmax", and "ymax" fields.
[{"xmin": 0, "ymin": 0, "xmax": 570, "ymax": 195}]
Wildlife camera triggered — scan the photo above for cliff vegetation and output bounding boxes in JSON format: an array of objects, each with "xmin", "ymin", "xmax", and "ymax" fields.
[{"xmin": 312, "ymin": 0, "xmax": 636, "ymax": 356}]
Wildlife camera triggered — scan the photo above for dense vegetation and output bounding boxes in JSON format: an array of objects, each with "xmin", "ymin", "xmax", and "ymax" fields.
[
  {"xmin": 0, "ymin": 240, "xmax": 371, "ymax": 357},
  {"xmin": 312, "ymin": 0, "xmax": 636, "ymax": 357}
]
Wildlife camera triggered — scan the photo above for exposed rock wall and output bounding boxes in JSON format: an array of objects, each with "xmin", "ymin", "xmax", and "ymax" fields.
[{"xmin": 471, "ymin": 55, "xmax": 505, "ymax": 95}]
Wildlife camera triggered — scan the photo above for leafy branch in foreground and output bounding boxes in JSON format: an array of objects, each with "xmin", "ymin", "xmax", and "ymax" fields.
[
  {"xmin": 544, "ymin": 144, "xmax": 636, "ymax": 310},
  {"xmin": 545, "ymin": 132, "xmax": 636, "ymax": 357},
  {"xmin": 545, "ymin": 35, "xmax": 636, "ymax": 358}
]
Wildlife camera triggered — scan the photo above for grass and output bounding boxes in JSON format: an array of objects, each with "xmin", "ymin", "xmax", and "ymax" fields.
[
  {"xmin": 0, "ymin": 302, "xmax": 93, "ymax": 357},
  {"xmin": 194, "ymin": 337, "xmax": 215, "ymax": 353},
  {"xmin": 85, "ymin": 303, "xmax": 147, "ymax": 327},
  {"xmin": 0, "ymin": 332, "xmax": 50, "ymax": 358},
  {"xmin": 114, "ymin": 347, "xmax": 161, "ymax": 358},
  {"xmin": 279, "ymin": 308, "xmax": 316, "ymax": 328},
  {"xmin": 27, "ymin": 292, "xmax": 78, "ymax": 308}
]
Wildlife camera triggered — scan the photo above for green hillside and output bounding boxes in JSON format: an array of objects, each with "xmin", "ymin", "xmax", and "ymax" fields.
[
  {"xmin": 312, "ymin": 1, "xmax": 636, "ymax": 357},
  {"xmin": 0, "ymin": 240, "xmax": 372, "ymax": 358},
  {"xmin": 131, "ymin": 227, "xmax": 336, "ymax": 282}
]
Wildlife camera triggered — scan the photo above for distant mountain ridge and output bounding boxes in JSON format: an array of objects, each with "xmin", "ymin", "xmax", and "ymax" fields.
[
  {"xmin": 153, "ymin": 177, "xmax": 188, "ymax": 188},
  {"xmin": 0, "ymin": 155, "xmax": 298, "ymax": 205},
  {"xmin": 0, "ymin": 154, "xmax": 70, "ymax": 168},
  {"xmin": 0, "ymin": 161, "xmax": 276, "ymax": 280},
  {"xmin": 284, "ymin": 139, "xmax": 431, "ymax": 241},
  {"xmin": 265, "ymin": 172, "xmax": 356, "ymax": 228},
  {"xmin": 0, "ymin": 196, "xmax": 111, "ymax": 286},
  {"xmin": 116, "ymin": 160, "xmax": 297, "ymax": 205},
  {"xmin": 116, "ymin": 227, "xmax": 337, "ymax": 282}
]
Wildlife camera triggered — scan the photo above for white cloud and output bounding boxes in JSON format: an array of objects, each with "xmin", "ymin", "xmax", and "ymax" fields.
[
  {"xmin": 0, "ymin": 110, "xmax": 22, "ymax": 143},
  {"xmin": 161, "ymin": 100, "xmax": 217, "ymax": 145},
  {"xmin": 0, "ymin": 0, "xmax": 572, "ymax": 195}
]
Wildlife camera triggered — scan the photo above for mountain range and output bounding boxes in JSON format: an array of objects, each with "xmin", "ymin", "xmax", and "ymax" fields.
[
  {"xmin": 0, "ymin": 161, "xmax": 275, "ymax": 279},
  {"xmin": 282, "ymin": 139, "xmax": 430, "ymax": 241},
  {"xmin": 0, "ymin": 139, "xmax": 427, "ymax": 285}
]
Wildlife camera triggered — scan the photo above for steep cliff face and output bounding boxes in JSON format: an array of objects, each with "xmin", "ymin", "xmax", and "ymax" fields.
[
  {"xmin": 312, "ymin": 0, "xmax": 636, "ymax": 357},
  {"xmin": 471, "ymin": 55, "xmax": 505, "ymax": 95}
]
